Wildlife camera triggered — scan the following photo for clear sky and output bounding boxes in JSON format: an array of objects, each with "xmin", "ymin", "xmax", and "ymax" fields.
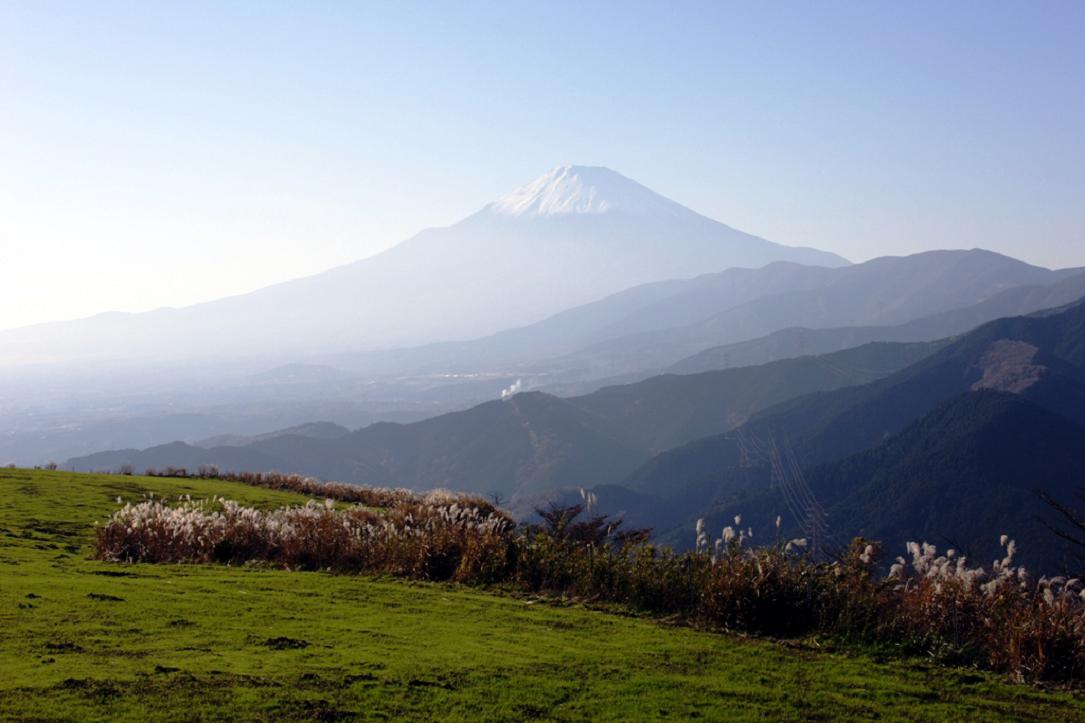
[{"xmin": 2, "ymin": 1, "xmax": 1083, "ymax": 331}]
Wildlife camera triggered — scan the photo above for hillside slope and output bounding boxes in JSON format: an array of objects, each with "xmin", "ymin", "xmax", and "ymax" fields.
[
  {"xmin": 9, "ymin": 252, "xmax": 1077, "ymax": 472},
  {"xmin": 687, "ymin": 391, "xmax": 1085, "ymax": 572},
  {"xmin": 617, "ymin": 301, "xmax": 1085, "ymax": 567},
  {"xmin": 668, "ymin": 269, "xmax": 1085, "ymax": 375},
  {"xmin": 68, "ymin": 341, "xmax": 940, "ymax": 497},
  {"xmin": 2, "ymin": 468, "xmax": 1082, "ymax": 719},
  {"xmin": 814, "ymin": 391, "xmax": 1085, "ymax": 571},
  {"xmin": 626, "ymin": 298, "xmax": 1085, "ymax": 504},
  {"xmin": 564, "ymin": 250, "xmax": 1077, "ymax": 375},
  {"xmin": 340, "ymin": 249, "xmax": 1073, "ymax": 382}
]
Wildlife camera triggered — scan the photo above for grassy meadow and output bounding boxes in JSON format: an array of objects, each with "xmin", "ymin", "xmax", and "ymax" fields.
[{"xmin": 1, "ymin": 468, "xmax": 1083, "ymax": 721}]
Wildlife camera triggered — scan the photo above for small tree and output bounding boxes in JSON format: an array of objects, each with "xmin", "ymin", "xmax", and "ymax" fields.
[{"xmin": 1039, "ymin": 488, "xmax": 1085, "ymax": 572}]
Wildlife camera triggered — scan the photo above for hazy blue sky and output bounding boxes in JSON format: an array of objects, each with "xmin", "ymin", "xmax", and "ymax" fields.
[{"xmin": 3, "ymin": 1, "xmax": 1083, "ymax": 331}]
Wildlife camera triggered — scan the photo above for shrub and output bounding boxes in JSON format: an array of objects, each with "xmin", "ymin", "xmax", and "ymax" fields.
[
  {"xmin": 94, "ymin": 495, "xmax": 1085, "ymax": 684},
  {"xmin": 95, "ymin": 494, "xmax": 514, "ymax": 584},
  {"xmin": 136, "ymin": 467, "xmax": 474, "ymax": 511}
]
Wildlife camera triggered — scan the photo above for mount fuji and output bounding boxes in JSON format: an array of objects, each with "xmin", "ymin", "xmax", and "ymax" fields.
[{"xmin": 0, "ymin": 166, "xmax": 847, "ymax": 367}]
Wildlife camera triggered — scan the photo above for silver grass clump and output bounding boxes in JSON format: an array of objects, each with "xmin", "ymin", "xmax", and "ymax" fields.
[
  {"xmin": 579, "ymin": 487, "xmax": 599, "ymax": 514},
  {"xmin": 97, "ymin": 493, "xmax": 513, "ymax": 568},
  {"xmin": 695, "ymin": 517, "xmax": 709, "ymax": 553},
  {"xmin": 888, "ymin": 534, "xmax": 1085, "ymax": 610}
]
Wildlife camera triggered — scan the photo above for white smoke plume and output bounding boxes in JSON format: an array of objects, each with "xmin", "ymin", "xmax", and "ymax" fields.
[{"xmin": 500, "ymin": 379, "xmax": 523, "ymax": 400}]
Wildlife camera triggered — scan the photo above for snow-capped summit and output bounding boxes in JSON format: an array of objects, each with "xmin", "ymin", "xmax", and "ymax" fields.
[{"xmin": 488, "ymin": 165, "xmax": 687, "ymax": 218}]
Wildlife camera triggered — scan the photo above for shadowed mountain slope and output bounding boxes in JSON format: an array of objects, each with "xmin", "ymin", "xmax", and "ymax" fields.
[
  {"xmin": 192, "ymin": 421, "xmax": 351, "ymax": 449},
  {"xmin": 625, "ymin": 298, "xmax": 1085, "ymax": 502},
  {"xmin": 67, "ymin": 341, "xmax": 938, "ymax": 496},
  {"xmin": 612, "ymin": 301, "xmax": 1085, "ymax": 570},
  {"xmin": 687, "ymin": 391, "xmax": 1085, "ymax": 574}
]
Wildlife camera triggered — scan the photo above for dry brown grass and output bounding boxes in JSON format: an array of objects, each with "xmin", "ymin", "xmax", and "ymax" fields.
[{"xmin": 95, "ymin": 492, "xmax": 1085, "ymax": 684}]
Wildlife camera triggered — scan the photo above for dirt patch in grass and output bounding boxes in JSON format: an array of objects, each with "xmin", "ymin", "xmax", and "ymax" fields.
[
  {"xmin": 45, "ymin": 641, "xmax": 84, "ymax": 653},
  {"xmin": 264, "ymin": 636, "xmax": 310, "ymax": 650},
  {"xmin": 87, "ymin": 592, "xmax": 125, "ymax": 602}
]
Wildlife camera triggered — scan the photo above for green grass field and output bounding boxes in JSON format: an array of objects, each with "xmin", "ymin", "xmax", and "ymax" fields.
[{"xmin": 2, "ymin": 468, "xmax": 1083, "ymax": 721}]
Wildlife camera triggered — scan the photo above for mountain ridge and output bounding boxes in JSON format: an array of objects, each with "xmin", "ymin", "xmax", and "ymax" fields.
[
  {"xmin": 66, "ymin": 340, "xmax": 938, "ymax": 495},
  {"xmin": 330, "ymin": 249, "xmax": 1070, "ymax": 383},
  {"xmin": 691, "ymin": 390, "xmax": 1085, "ymax": 573},
  {"xmin": 616, "ymin": 299, "xmax": 1085, "ymax": 556},
  {"xmin": 0, "ymin": 166, "xmax": 847, "ymax": 367}
]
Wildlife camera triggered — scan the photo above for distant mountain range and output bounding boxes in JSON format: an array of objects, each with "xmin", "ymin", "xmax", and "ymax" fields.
[
  {"xmin": 66, "ymin": 297, "xmax": 1085, "ymax": 573},
  {"xmin": 617, "ymin": 299, "xmax": 1085, "ymax": 571},
  {"xmin": 67, "ymin": 340, "xmax": 941, "ymax": 494},
  {"xmin": 667, "ymin": 267, "xmax": 1085, "ymax": 376},
  {"xmin": 192, "ymin": 421, "xmax": 351, "ymax": 449},
  {"xmin": 337, "ymin": 249, "xmax": 1084, "ymax": 385},
  {"xmin": 16, "ymin": 239, "xmax": 1081, "ymax": 469},
  {"xmin": 11, "ymin": 162, "xmax": 1085, "ymax": 574},
  {"xmin": 9, "ymin": 163, "xmax": 1085, "ymax": 477},
  {"xmin": 536, "ymin": 250, "xmax": 1082, "ymax": 379},
  {"xmin": 0, "ymin": 165, "xmax": 845, "ymax": 368},
  {"xmin": 55, "ymin": 252, "xmax": 1085, "ymax": 575}
]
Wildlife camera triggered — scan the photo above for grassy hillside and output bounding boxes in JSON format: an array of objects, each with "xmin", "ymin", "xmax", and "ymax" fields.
[{"xmin": 2, "ymin": 469, "xmax": 1083, "ymax": 720}]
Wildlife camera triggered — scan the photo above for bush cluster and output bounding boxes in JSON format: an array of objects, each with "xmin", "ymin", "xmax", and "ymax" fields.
[
  {"xmin": 139, "ymin": 467, "xmax": 487, "ymax": 511},
  {"xmin": 95, "ymin": 489, "xmax": 1085, "ymax": 684},
  {"xmin": 96, "ymin": 492, "xmax": 515, "ymax": 582}
]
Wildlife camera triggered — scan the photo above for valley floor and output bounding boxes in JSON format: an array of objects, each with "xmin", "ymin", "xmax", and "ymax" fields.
[{"xmin": 1, "ymin": 469, "xmax": 1082, "ymax": 721}]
